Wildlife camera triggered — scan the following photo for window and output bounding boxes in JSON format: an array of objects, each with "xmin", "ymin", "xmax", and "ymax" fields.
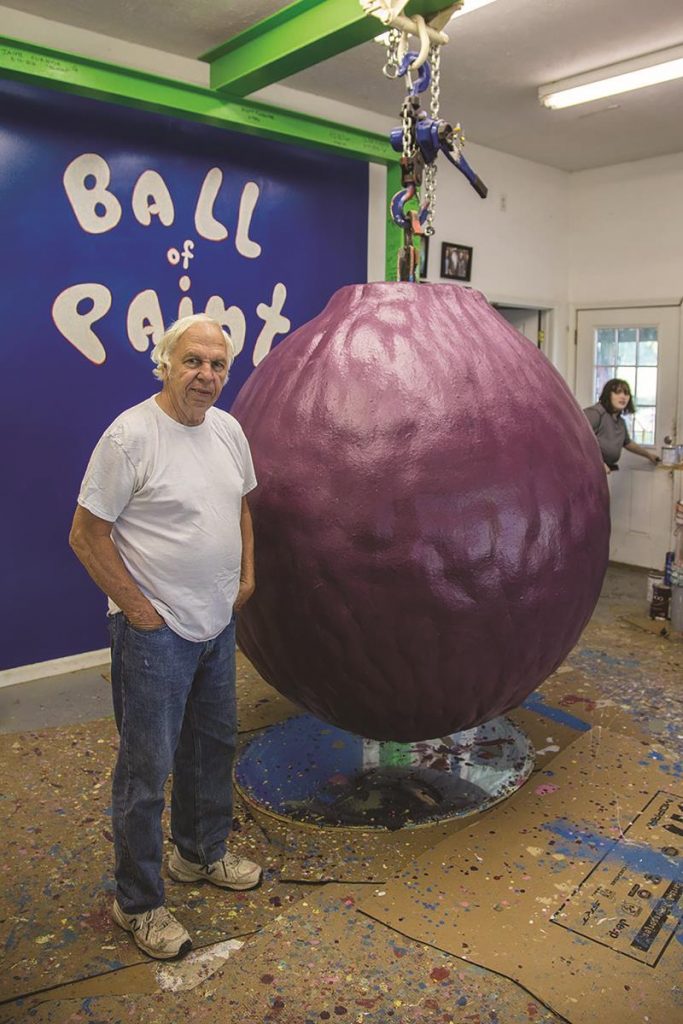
[{"xmin": 593, "ymin": 326, "xmax": 658, "ymax": 444}]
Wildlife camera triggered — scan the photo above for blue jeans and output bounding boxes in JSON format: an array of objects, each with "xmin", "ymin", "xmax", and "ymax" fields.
[{"xmin": 109, "ymin": 613, "xmax": 237, "ymax": 914}]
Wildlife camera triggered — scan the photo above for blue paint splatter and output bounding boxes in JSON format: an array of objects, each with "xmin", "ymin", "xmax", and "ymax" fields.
[
  {"xmin": 521, "ymin": 693, "xmax": 591, "ymax": 732},
  {"xmin": 572, "ymin": 648, "xmax": 641, "ymax": 671},
  {"xmin": 542, "ymin": 819, "xmax": 683, "ymax": 881}
]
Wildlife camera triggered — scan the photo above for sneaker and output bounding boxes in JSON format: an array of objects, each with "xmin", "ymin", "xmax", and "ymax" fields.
[
  {"xmin": 168, "ymin": 846, "xmax": 262, "ymax": 890},
  {"xmin": 112, "ymin": 899, "xmax": 192, "ymax": 960}
]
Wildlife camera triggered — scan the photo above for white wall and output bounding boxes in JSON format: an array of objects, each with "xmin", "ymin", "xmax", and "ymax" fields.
[
  {"xmin": 421, "ymin": 142, "xmax": 571, "ymax": 373},
  {"xmin": 423, "ymin": 142, "xmax": 570, "ymax": 306},
  {"xmin": 569, "ymin": 153, "xmax": 683, "ymax": 306},
  {"xmin": 567, "ymin": 154, "xmax": 683, "ymax": 397}
]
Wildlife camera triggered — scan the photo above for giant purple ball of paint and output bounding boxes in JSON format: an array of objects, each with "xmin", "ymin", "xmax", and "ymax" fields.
[{"xmin": 231, "ymin": 283, "xmax": 609, "ymax": 741}]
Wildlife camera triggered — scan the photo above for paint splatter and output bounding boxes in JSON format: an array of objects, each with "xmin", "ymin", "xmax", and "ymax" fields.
[{"xmin": 534, "ymin": 783, "xmax": 560, "ymax": 796}]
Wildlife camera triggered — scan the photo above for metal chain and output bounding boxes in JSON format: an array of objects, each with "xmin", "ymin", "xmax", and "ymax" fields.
[
  {"xmin": 429, "ymin": 44, "xmax": 441, "ymax": 121},
  {"xmin": 423, "ymin": 165, "xmax": 436, "ymax": 237},
  {"xmin": 423, "ymin": 45, "xmax": 441, "ymax": 236},
  {"xmin": 402, "ymin": 96, "xmax": 415, "ymax": 159},
  {"xmin": 383, "ymin": 25, "xmax": 449, "ymax": 262},
  {"xmin": 382, "ymin": 28, "xmax": 402, "ymax": 78}
]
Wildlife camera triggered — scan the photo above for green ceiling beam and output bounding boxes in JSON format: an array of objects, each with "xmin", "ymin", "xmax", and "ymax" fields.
[
  {"xmin": 0, "ymin": 35, "xmax": 393, "ymax": 164},
  {"xmin": 204, "ymin": 0, "xmax": 458, "ymax": 95}
]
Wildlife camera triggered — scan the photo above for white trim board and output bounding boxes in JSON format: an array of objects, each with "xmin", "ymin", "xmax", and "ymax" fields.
[
  {"xmin": 572, "ymin": 298, "xmax": 683, "ymax": 311},
  {"xmin": 0, "ymin": 649, "xmax": 110, "ymax": 689}
]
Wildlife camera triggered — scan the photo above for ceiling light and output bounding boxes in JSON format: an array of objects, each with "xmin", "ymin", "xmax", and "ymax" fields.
[
  {"xmin": 449, "ymin": 0, "xmax": 500, "ymax": 19},
  {"xmin": 539, "ymin": 45, "xmax": 683, "ymax": 110}
]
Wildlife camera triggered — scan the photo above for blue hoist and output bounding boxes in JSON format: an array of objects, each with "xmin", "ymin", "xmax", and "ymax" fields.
[{"xmin": 381, "ymin": 23, "xmax": 488, "ymax": 282}]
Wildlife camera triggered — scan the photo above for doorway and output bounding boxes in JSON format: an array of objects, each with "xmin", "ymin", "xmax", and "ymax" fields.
[
  {"xmin": 494, "ymin": 305, "xmax": 547, "ymax": 349},
  {"xmin": 575, "ymin": 305, "xmax": 681, "ymax": 569}
]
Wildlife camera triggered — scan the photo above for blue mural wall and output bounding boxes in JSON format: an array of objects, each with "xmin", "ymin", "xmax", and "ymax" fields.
[{"xmin": 0, "ymin": 80, "xmax": 369, "ymax": 670}]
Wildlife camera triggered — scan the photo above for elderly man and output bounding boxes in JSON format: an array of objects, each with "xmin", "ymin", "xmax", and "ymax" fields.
[{"xmin": 70, "ymin": 313, "xmax": 261, "ymax": 960}]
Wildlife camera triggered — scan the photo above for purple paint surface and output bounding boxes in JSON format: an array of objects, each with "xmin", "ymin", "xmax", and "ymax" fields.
[{"xmin": 231, "ymin": 283, "xmax": 610, "ymax": 740}]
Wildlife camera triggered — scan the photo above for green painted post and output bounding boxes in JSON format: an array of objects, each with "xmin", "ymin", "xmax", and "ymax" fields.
[{"xmin": 385, "ymin": 162, "xmax": 404, "ymax": 282}]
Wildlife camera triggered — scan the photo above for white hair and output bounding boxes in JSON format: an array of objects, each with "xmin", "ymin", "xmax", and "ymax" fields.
[{"xmin": 151, "ymin": 313, "xmax": 235, "ymax": 380}]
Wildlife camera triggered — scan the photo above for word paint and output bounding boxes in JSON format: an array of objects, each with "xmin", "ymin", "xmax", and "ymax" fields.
[{"xmin": 53, "ymin": 153, "xmax": 291, "ymax": 366}]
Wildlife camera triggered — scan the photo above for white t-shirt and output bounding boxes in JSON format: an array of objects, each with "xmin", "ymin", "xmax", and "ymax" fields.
[{"xmin": 78, "ymin": 396, "xmax": 257, "ymax": 642}]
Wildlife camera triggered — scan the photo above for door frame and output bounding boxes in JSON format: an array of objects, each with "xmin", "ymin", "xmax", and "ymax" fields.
[
  {"xmin": 489, "ymin": 297, "xmax": 565, "ymax": 367},
  {"xmin": 573, "ymin": 299, "xmax": 683, "ymax": 568}
]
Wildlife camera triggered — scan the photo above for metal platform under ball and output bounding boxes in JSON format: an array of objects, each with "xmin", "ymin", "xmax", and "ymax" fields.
[{"xmin": 234, "ymin": 713, "xmax": 534, "ymax": 830}]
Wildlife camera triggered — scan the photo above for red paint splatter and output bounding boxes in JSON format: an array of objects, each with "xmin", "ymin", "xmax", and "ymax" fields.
[
  {"xmin": 430, "ymin": 966, "xmax": 450, "ymax": 982},
  {"xmin": 79, "ymin": 895, "xmax": 113, "ymax": 934},
  {"xmin": 559, "ymin": 694, "xmax": 596, "ymax": 711},
  {"xmin": 527, "ymin": 1003, "xmax": 539, "ymax": 1017},
  {"xmin": 260, "ymin": 974, "xmax": 274, "ymax": 984}
]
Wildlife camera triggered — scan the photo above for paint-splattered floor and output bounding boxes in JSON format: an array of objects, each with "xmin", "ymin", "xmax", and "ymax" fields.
[{"xmin": 1, "ymin": 564, "xmax": 681, "ymax": 1024}]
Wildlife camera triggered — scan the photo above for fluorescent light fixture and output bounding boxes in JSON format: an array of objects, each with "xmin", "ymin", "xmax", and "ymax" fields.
[
  {"xmin": 449, "ymin": 0, "xmax": 500, "ymax": 19},
  {"xmin": 539, "ymin": 44, "xmax": 683, "ymax": 110}
]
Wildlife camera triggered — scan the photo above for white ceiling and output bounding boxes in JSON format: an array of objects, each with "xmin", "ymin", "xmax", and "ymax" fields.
[{"xmin": 4, "ymin": 0, "xmax": 683, "ymax": 171}]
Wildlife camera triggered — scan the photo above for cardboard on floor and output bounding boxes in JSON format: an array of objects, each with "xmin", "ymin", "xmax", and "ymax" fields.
[{"xmin": 358, "ymin": 728, "xmax": 683, "ymax": 1024}]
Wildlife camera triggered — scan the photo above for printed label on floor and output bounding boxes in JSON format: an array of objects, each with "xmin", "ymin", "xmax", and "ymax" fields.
[{"xmin": 551, "ymin": 791, "xmax": 683, "ymax": 965}]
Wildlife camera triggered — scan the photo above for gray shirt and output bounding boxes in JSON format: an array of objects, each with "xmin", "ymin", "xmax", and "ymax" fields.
[{"xmin": 583, "ymin": 401, "xmax": 631, "ymax": 467}]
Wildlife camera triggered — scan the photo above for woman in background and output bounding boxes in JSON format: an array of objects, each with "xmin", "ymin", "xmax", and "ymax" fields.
[{"xmin": 584, "ymin": 378, "xmax": 660, "ymax": 474}]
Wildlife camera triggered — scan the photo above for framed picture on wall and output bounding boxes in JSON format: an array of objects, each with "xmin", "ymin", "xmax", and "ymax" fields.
[
  {"xmin": 441, "ymin": 242, "xmax": 473, "ymax": 282},
  {"xmin": 418, "ymin": 235, "xmax": 429, "ymax": 280}
]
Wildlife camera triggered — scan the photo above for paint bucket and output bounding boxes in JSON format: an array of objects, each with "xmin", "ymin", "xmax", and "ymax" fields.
[
  {"xmin": 670, "ymin": 585, "xmax": 683, "ymax": 633},
  {"xmin": 647, "ymin": 571, "xmax": 664, "ymax": 605},
  {"xmin": 650, "ymin": 583, "xmax": 671, "ymax": 620}
]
